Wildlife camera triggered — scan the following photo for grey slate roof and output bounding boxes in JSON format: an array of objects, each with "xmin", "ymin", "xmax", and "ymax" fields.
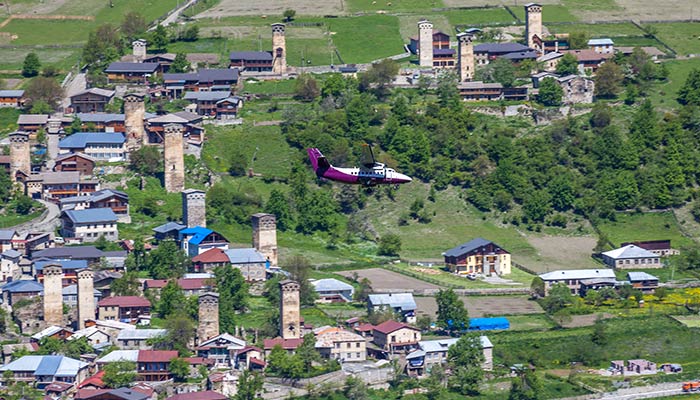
[
  {"xmin": 76, "ymin": 113, "xmax": 125, "ymax": 123},
  {"xmin": 104, "ymin": 62, "xmax": 159, "ymax": 73},
  {"xmin": 62, "ymin": 208, "xmax": 118, "ymax": 224},
  {"xmin": 184, "ymin": 91, "xmax": 231, "ymax": 101},
  {"xmin": 602, "ymin": 245, "xmax": 658, "ymax": 260},
  {"xmin": 627, "ymin": 272, "xmax": 659, "ymax": 282},
  {"xmin": 0, "ymin": 229, "xmax": 16, "ymax": 241},
  {"xmin": 224, "ymin": 248, "xmax": 266, "ymax": 264},
  {"xmin": 32, "ymin": 246, "xmax": 103, "ymax": 260},
  {"xmin": 153, "ymin": 221, "xmax": 186, "ymax": 234},
  {"xmin": 72, "ymin": 88, "xmax": 115, "ymax": 99},
  {"xmin": 18, "ymin": 114, "xmax": 49, "ymax": 125},
  {"xmin": 539, "ymin": 269, "xmax": 616, "ymax": 281},
  {"xmin": 0, "ymin": 90, "xmax": 24, "ymax": 97},
  {"xmin": 229, "ymin": 51, "xmax": 273, "ymax": 61},
  {"xmin": 474, "ymin": 43, "xmax": 531, "ymax": 53},
  {"xmin": 368, "ymin": 293, "xmax": 416, "ymax": 311},
  {"xmin": 443, "ymin": 238, "xmax": 495, "ymax": 258}
]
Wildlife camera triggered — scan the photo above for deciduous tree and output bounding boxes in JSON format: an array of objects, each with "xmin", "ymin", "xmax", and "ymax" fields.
[
  {"xmin": 121, "ymin": 12, "xmax": 147, "ymax": 43},
  {"xmin": 170, "ymin": 53, "xmax": 190, "ymax": 73},
  {"xmin": 447, "ymin": 334, "xmax": 485, "ymax": 395},
  {"xmin": 102, "ymin": 361, "xmax": 137, "ymax": 388},
  {"xmin": 215, "ymin": 266, "xmax": 248, "ymax": 333},
  {"xmin": 555, "ymin": 53, "xmax": 579, "ymax": 75},
  {"xmin": 25, "ymin": 77, "xmax": 63, "ymax": 111},
  {"xmin": 594, "ymin": 61, "xmax": 624, "ymax": 98},
  {"xmin": 377, "ymin": 233, "xmax": 401, "ymax": 256},
  {"xmin": 234, "ymin": 370, "xmax": 264, "ymax": 400},
  {"xmin": 436, "ymin": 288, "xmax": 469, "ymax": 333},
  {"xmin": 537, "ymin": 77, "xmax": 563, "ymax": 106},
  {"xmin": 169, "ymin": 357, "xmax": 190, "ymax": 382},
  {"xmin": 22, "ymin": 53, "xmax": 41, "ymax": 77}
]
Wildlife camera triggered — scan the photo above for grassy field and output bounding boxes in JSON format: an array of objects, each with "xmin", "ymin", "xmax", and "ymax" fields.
[
  {"xmin": 546, "ymin": 22, "xmax": 643, "ymax": 36},
  {"xmin": 652, "ymin": 22, "xmax": 700, "ymax": 56},
  {"xmin": 512, "ymin": 5, "xmax": 579, "ymax": 23},
  {"xmin": 0, "ymin": 109, "xmax": 20, "ymax": 136},
  {"xmin": 444, "ymin": 7, "xmax": 517, "ymax": 26},
  {"xmin": 346, "ymin": 0, "xmax": 444, "ymax": 13},
  {"xmin": 323, "ymin": 15, "xmax": 404, "ymax": 63},
  {"xmin": 0, "ymin": 206, "xmax": 44, "ymax": 229},
  {"xmin": 0, "ymin": 19, "xmax": 93, "ymax": 45},
  {"xmin": 671, "ymin": 315, "xmax": 700, "ymax": 328},
  {"xmin": 242, "ymin": 78, "xmax": 298, "ymax": 95},
  {"xmin": 506, "ymin": 314, "xmax": 556, "ymax": 331},
  {"xmin": 649, "ymin": 59, "xmax": 700, "ymax": 108},
  {"xmin": 596, "ymin": 211, "xmax": 696, "ymax": 249}
]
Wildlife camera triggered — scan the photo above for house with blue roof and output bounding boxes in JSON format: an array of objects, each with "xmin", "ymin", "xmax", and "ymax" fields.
[
  {"xmin": 224, "ymin": 248, "xmax": 267, "ymax": 282},
  {"xmin": 443, "ymin": 238, "xmax": 511, "ymax": 276},
  {"xmin": 179, "ymin": 226, "xmax": 229, "ymax": 258},
  {"xmin": 60, "ymin": 208, "xmax": 118, "ymax": 243},
  {"xmin": 58, "ymin": 132, "xmax": 126, "ymax": 161},
  {"xmin": 1, "ymin": 249, "xmax": 22, "ymax": 282},
  {"xmin": 0, "ymin": 355, "xmax": 90, "ymax": 388},
  {"xmin": 1, "ymin": 279, "xmax": 43, "ymax": 305}
]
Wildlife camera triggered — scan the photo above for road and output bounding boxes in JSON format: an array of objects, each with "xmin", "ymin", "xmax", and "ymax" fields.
[
  {"xmin": 599, "ymin": 383, "xmax": 683, "ymax": 400},
  {"xmin": 61, "ymin": 72, "xmax": 86, "ymax": 110},
  {"xmin": 12, "ymin": 200, "xmax": 61, "ymax": 236},
  {"xmin": 151, "ymin": 0, "xmax": 198, "ymax": 30}
]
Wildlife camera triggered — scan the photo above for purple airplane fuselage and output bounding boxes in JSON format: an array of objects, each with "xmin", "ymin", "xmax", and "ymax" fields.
[{"xmin": 307, "ymin": 148, "xmax": 412, "ymax": 186}]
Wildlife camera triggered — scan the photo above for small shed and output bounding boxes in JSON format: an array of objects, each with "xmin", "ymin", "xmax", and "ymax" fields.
[{"xmin": 468, "ymin": 317, "xmax": 510, "ymax": 331}]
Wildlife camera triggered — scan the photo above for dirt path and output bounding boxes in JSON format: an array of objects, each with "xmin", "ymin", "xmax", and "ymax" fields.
[{"xmin": 12, "ymin": 200, "xmax": 60, "ymax": 236}]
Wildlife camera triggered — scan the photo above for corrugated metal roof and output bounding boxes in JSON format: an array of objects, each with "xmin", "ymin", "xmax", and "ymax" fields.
[
  {"xmin": 588, "ymin": 38, "xmax": 614, "ymax": 46},
  {"xmin": 59, "ymin": 132, "xmax": 125, "ymax": 149},
  {"xmin": 0, "ymin": 90, "xmax": 24, "ymax": 97},
  {"xmin": 1, "ymin": 249, "xmax": 21, "ymax": 259},
  {"xmin": 0, "ymin": 229, "xmax": 16, "ymax": 241},
  {"xmin": 152, "ymin": 222, "xmax": 186, "ymax": 234},
  {"xmin": 104, "ymin": 62, "xmax": 159, "ymax": 73},
  {"xmin": 184, "ymin": 91, "xmax": 231, "ymax": 102},
  {"xmin": 63, "ymin": 208, "xmax": 118, "ymax": 224},
  {"xmin": 97, "ymin": 349, "xmax": 139, "ymax": 363},
  {"xmin": 311, "ymin": 278, "xmax": 353, "ymax": 292},
  {"xmin": 34, "ymin": 259, "xmax": 88, "ymax": 272},
  {"xmin": 540, "ymin": 269, "xmax": 616, "ymax": 281},
  {"xmin": 443, "ymin": 238, "xmax": 495, "ymax": 258},
  {"xmin": 1, "ymin": 279, "xmax": 43, "ymax": 293},
  {"xmin": 627, "ymin": 272, "xmax": 659, "ymax": 282},
  {"xmin": 33, "ymin": 246, "xmax": 103, "ymax": 260},
  {"xmin": 474, "ymin": 43, "xmax": 530, "ymax": 53},
  {"xmin": 224, "ymin": 248, "xmax": 266, "ymax": 264},
  {"xmin": 117, "ymin": 329, "xmax": 165, "ymax": 341},
  {"xmin": 229, "ymin": 51, "xmax": 273, "ymax": 61},
  {"xmin": 602, "ymin": 245, "xmax": 657, "ymax": 260},
  {"xmin": 368, "ymin": 293, "xmax": 416, "ymax": 311}
]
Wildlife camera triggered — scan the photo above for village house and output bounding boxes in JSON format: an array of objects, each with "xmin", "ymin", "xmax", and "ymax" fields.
[
  {"xmin": 144, "ymin": 277, "xmax": 213, "ymax": 297},
  {"xmin": 105, "ymin": 62, "xmax": 159, "ymax": 84},
  {"xmin": 60, "ymin": 189, "xmax": 130, "ymax": 223},
  {"xmin": 443, "ymin": 238, "xmax": 511, "ymax": 276},
  {"xmin": 183, "ymin": 91, "xmax": 231, "ymax": 116},
  {"xmin": 117, "ymin": 329, "xmax": 167, "ymax": 350},
  {"xmin": 0, "ymin": 155, "xmax": 10, "ymax": 176},
  {"xmin": 214, "ymin": 96, "xmax": 244, "ymax": 120},
  {"xmin": 53, "ymin": 153, "xmax": 97, "ymax": 176},
  {"xmin": 229, "ymin": 51, "xmax": 273, "ymax": 72},
  {"xmin": 137, "ymin": 350, "xmax": 178, "ymax": 381},
  {"xmin": 537, "ymin": 52, "xmax": 564, "ymax": 72},
  {"xmin": 74, "ymin": 387, "xmax": 151, "ymax": 400},
  {"xmin": 0, "ymin": 90, "xmax": 25, "ymax": 108},
  {"xmin": 146, "ymin": 111, "xmax": 204, "ymax": 144},
  {"xmin": 167, "ymin": 391, "xmax": 227, "ymax": 400},
  {"xmin": 19, "ymin": 171, "xmax": 99, "ymax": 201},
  {"xmin": 224, "ymin": 248, "xmax": 267, "ymax": 282},
  {"xmin": 196, "ymin": 333, "xmax": 246, "ymax": 366},
  {"xmin": 1, "ymin": 280, "xmax": 43, "ymax": 306},
  {"xmin": 474, "ymin": 43, "xmax": 532, "ymax": 65},
  {"xmin": 588, "ymin": 38, "xmax": 614, "ymax": 54},
  {"xmin": 406, "ymin": 336, "xmax": 493, "ymax": 377},
  {"xmin": 311, "ymin": 278, "xmax": 354, "ymax": 303},
  {"xmin": 557, "ymin": 75, "xmax": 595, "ymax": 104},
  {"xmin": 616, "ymin": 46, "xmax": 665, "ymax": 61},
  {"xmin": 368, "ymin": 293, "xmax": 417, "ymax": 323},
  {"xmin": 0, "ymin": 355, "xmax": 90, "ymax": 389},
  {"xmin": 98, "ymin": 296, "xmax": 151, "ymax": 322},
  {"xmin": 31, "ymin": 326, "xmax": 74, "ymax": 343},
  {"xmin": 143, "ymin": 53, "xmax": 177, "ymax": 72},
  {"xmin": 191, "ymin": 248, "xmax": 230, "ymax": 272},
  {"xmin": 458, "ymin": 81, "xmax": 504, "ymax": 101},
  {"xmin": 539, "ymin": 269, "xmax": 617, "ymax": 295},
  {"xmin": 0, "ymin": 249, "xmax": 21, "ymax": 282},
  {"xmin": 12, "ymin": 232, "xmax": 51, "ymax": 258},
  {"xmin": 179, "ymin": 227, "xmax": 229, "ymax": 258},
  {"xmin": 233, "ymin": 346, "xmax": 265, "ymax": 371},
  {"xmin": 561, "ymin": 49, "xmax": 613, "ymax": 73},
  {"xmin": 162, "ymin": 68, "xmax": 239, "ymax": 96},
  {"xmin": 17, "ymin": 114, "xmax": 48, "ymax": 135},
  {"xmin": 313, "ymin": 326, "xmax": 367, "ymax": 362},
  {"xmin": 0, "ymin": 230, "xmax": 17, "ymax": 253},
  {"xmin": 60, "ymin": 208, "xmax": 119, "ymax": 243},
  {"xmin": 262, "ymin": 338, "xmax": 304, "ymax": 356},
  {"xmin": 627, "ymin": 272, "xmax": 659, "ymax": 293},
  {"xmin": 621, "ymin": 240, "xmax": 678, "ymax": 256},
  {"xmin": 152, "ymin": 222, "xmax": 186, "ymax": 242},
  {"xmin": 372, "ymin": 320, "xmax": 421, "ymax": 353},
  {"xmin": 32, "ymin": 246, "xmax": 105, "ymax": 264},
  {"xmin": 58, "ymin": 132, "xmax": 126, "ymax": 162},
  {"xmin": 602, "ymin": 245, "xmax": 663, "ymax": 269},
  {"xmin": 34, "ymin": 259, "xmax": 88, "ymax": 285},
  {"xmin": 69, "ymin": 88, "xmax": 115, "ymax": 113},
  {"xmin": 68, "ymin": 326, "xmax": 111, "ymax": 347},
  {"xmin": 75, "ymin": 112, "xmax": 155, "ymax": 133},
  {"xmin": 62, "ymin": 284, "xmax": 102, "ymax": 307}
]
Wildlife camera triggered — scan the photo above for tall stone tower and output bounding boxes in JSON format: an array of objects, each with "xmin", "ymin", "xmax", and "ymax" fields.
[
  {"xmin": 163, "ymin": 123, "xmax": 185, "ymax": 193},
  {"xmin": 76, "ymin": 269, "xmax": 95, "ymax": 330},
  {"xmin": 182, "ymin": 189, "xmax": 206, "ymax": 228},
  {"xmin": 124, "ymin": 93, "xmax": 146, "ymax": 148},
  {"xmin": 132, "ymin": 39, "xmax": 147, "ymax": 62},
  {"xmin": 418, "ymin": 20, "xmax": 434, "ymax": 68},
  {"xmin": 9, "ymin": 131, "xmax": 30, "ymax": 182},
  {"xmin": 197, "ymin": 292, "xmax": 219, "ymax": 344},
  {"xmin": 279, "ymin": 280, "xmax": 300, "ymax": 339},
  {"xmin": 457, "ymin": 32, "xmax": 476, "ymax": 82},
  {"xmin": 525, "ymin": 3, "xmax": 543, "ymax": 50},
  {"xmin": 271, "ymin": 23, "xmax": 287, "ymax": 75},
  {"xmin": 252, "ymin": 213, "xmax": 278, "ymax": 267},
  {"xmin": 43, "ymin": 264, "xmax": 64, "ymax": 327}
]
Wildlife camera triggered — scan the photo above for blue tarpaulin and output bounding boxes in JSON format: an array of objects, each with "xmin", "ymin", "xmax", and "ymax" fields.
[{"xmin": 468, "ymin": 317, "xmax": 510, "ymax": 331}]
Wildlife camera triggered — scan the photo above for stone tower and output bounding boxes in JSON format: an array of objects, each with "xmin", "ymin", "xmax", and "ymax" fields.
[
  {"xmin": 163, "ymin": 123, "xmax": 185, "ymax": 193},
  {"xmin": 76, "ymin": 269, "xmax": 95, "ymax": 330},
  {"xmin": 132, "ymin": 39, "xmax": 147, "ymax": 62},
  {"xmin": 124, "ymin": 93, "xmax": 146, "ymax": 148},
  {"xmin": 418, "ymin": 19, "xmax": 434, "ymax": 68},
  {"xmin": 9, "ymin": 131, "xmax": 30, "ymax": 182},
  {"xmin": 525, "ymin": 3, "xmax": 543, "ymax": 50},
  {"xmin": 182, "ymin": 189, "xmax": 206, "ymax": 228},
  {"xmin": 197, "ymin": 292, "xmax": 219, "ymax": 344},
  {"xmin": 279, "ymin": 280, "xmax": 300, "ymax": 339},
  {"xmin": 252, "ymin": 213, "xmax": 278, "ymax": 267},
  {"xmin": 271, "ymin": 23, "xmax": 287, "ymax": 75},
  {"xmin": 43, "ymin": 264, "xmax": 64, "ymax": 327},
  {"xmin": 457, "ymin": 32, "xmax": 475, "ymax": 82}
]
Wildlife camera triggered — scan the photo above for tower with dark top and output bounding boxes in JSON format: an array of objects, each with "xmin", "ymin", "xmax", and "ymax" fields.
[
  {"xmin": 279, "ymin": 280, "xmax": 300, "ymax": 339},
  {"xmin": 271, "ymin": 23, "xmax": 287, "ymax": 74}
]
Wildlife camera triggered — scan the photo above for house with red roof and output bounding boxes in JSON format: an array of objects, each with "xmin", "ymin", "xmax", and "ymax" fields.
[
  {"xmin": 233, "ymin": 346, "xmax": 265, "ymax": 371},
  {"xmin": 137, "ymin": 350, "xmax": 178, "ymax": 381},
  {"xmin": 192, "ymin": 248, "xmax": 230, "ymax": 272},
  {"xmin": 143, "ymin": 278, "xmax": 214, "ymax": 296},
  {"xmin": 77, "ymin": 370, "xmax": 105, "ymax": 390},
  {"xmin": 372, "ymin": 320, "xmax": 421, "ymax": 353},
  {"xmin": 98, "ymin": 296, "xmax": 151, "ymax": 322},
  {"xmin": 263, "ymin": 338, "xmax": 304, "ymax": 357},
  {"xmin": 196, "ymin": 333, "xmax": 246, "ymax": 366}
]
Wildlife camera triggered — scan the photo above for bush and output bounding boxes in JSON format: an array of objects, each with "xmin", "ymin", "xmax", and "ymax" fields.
[{"xmin": 378, "ymin": 233, "xmax": 401, "ymax": 256}]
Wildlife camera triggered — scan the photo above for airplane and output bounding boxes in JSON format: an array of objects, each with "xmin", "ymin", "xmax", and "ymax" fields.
[{"xmin": 307, "ymin": 145, "xmax": 412, "ymax": 187}]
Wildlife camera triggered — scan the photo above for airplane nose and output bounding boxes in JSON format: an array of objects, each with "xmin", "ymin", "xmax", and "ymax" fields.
[{"xmin": 397, "ymin": 173, "xmax": 412, "ymax": 183}]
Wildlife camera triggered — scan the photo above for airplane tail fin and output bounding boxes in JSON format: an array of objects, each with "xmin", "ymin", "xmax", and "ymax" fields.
[{"xmin": 307, "ymin": 148, "xmax": 331, "ymax": 172}]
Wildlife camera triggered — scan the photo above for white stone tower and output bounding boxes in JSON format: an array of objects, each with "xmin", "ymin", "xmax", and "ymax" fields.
[
  {"xmin": 9, "ymin": 131, "xmax": 30, "ymax": 182},
  {"xmin": 132, "ymin": 39, "xmax": 147, "ymax": 62},
  {"xmin": 197, "ymin": 292, "xmax": 219, "ymax": 344},
  {"xmin": 525, "ymin": 3, "xmax": 543, "ymax": 50},
  {"xmin": 279, "ymin": 280, "xmax": 300, "ymax": 339},
  {"xmin": 457, "ymin": 32, "xmax": 476, "ymax": 82},
  {"xmin": 182, "ymin": 189, "xmax": 206, "ymax": 228},
  {"xmin": 271, "ymin": 23, "xmax": 287, "ymax": 75},
  {"xmin": 418, "ymin": 19, "xmax": 434, "ymax": 68},
  {"xmin": 77, "ymin": 269, "xmax": 95, "ymax": 330},
  {"xmin": 252, "ymin": 213, "xmax": 278, "ymax": 267},
  {"xmin": 124, "ymin": 93, "xmax": 146, "ymax": 149},
  {"xmin": 163, "ymin": 123, "xmax": 185, "ymax": 193},
  {"xmin": 43, "ymin": 264, "xmax": 64, "ymax": 327}
]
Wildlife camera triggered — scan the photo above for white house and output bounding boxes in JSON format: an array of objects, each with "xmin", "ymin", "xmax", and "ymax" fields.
[
  {"xmin": 311, "ymin": 278, "xmax": 354, "ymax": 302},
  {"xmin": 406, "ymin": 336, "xmax": 493, "ymax": 376},
  {"xmin": 588, "ymin": 38, "xmax": 614, "ymax": 54},
  {"xmin": 602, "ymin": 245, "xmax": 662, "ymax": 269},
  {"xmin": 539, "ymin": 269, "xmax": 617, "ymax": 295},
  {"xmin": 60, "ymin": 208, "xmax": 118, "ymax": 243}
]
